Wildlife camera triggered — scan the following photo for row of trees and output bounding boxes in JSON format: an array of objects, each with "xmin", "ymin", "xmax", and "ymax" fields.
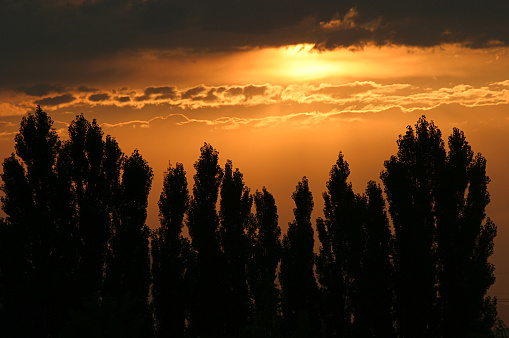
[{"xmin": 0, "ymin": 107, "xmax": 497, "ymax": 337}]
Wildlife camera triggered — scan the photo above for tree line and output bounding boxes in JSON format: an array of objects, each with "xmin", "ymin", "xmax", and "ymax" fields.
[{"xmin": 0, "ymin": 106, "xmax": 498, "ymax": 337}]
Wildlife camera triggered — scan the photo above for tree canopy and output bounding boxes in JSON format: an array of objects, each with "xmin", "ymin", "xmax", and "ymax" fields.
[{"xmin": 0, "ymin": 108, "xmax": 500, "ymax": 337}]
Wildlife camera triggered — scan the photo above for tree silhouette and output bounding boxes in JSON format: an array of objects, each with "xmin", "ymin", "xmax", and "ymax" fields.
[
  {"xmin": 0, "ymin": 106, "xmax": 76, "ymax": 337},
  {"xmin": 186, "ymin": 143, "xmax": 226, "ymax": 336},
  {"xmin": 65, "ymin": 114, "xmax": 116, "ymax": 300},
  {"xmin": 435, "ymin": 128, "xmax": 497, "ymax": 337},
  {"xmin": 280, "ymin": 177, "xmax": 320, "ymax": 337},
  {"xmin": 103, "ymin": 149, "xmax": 154, "ymax": 337},
  {"xmin": 315, "ymin": 153, "xmax": 370, "ymax": 337},
  {"xmin": 151, "ymin": 162, "xmax": 192, "ymax": 337},
  {"xmin": 381, "ymin": 116, "xmax": 497, "ymax": 336},
  {"xmin": 354, "ymin": 181, "xmax": 395, "ymax": 337},
  {"xmin": 219, "ymin": 160, "xmax": 253, "ymax": 335},
  {"xmin": 246, "ymin": 187, "xmax": 282, "ymax": 336},
  {"xmin": 381, "ymin": 117, "xmax": 444, "ymax": 337}
]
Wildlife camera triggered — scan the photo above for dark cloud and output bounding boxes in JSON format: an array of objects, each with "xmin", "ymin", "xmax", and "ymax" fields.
[
  {"xmin": 135, "ymin": 86, "xmax": 177, "ymax": 101},
  {"xmin": 244, "ymin": 85, "xmax": 267, "ymax": 100},
  {"xmin": 225, "ymin": 87, "xmax": 244, "ymax": 97},
  {"xmin": 88, "ymin": 93, "xmax": 110, "ymax": 102},
  {"xmin": 116, "ymin": 96, "xmax": 131, "ymax": 103},
  {"xmin": 18, "ymin": 83, "xmax": 65, "ymax": 97},
  {"xmin": 1, "ymin": 0, "xmax": 509, "ymax": 87},
  {"xmin": 182, "ymin": 86, "xmax": 207, "ymax": 100},
  {"xmin": 35, "ymin": 93, "xmax": 76, "ymax": 107},
  {"xmin": 144, "ymin": 86, "xmax": 177, "ymax": 97},
  {"xmin": 78, "ymin": 85, "xmax": 99, "ymax": 93}
]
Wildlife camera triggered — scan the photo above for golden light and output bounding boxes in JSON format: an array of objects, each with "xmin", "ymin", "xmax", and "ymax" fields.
[{"xmin": 275, "ymin": 44, "xmax": 348, "ymax": 82}]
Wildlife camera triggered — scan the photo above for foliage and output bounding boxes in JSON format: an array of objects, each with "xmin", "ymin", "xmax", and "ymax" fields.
[{"xmin": 280, "ymin": 177, "xmax": 320, "ymax": 336}]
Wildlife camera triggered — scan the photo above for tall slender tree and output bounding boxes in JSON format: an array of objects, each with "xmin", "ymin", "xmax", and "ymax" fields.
[
  {"xmin": 353, "ymin": 181, "xmax": 395, "ymax": 337},
  {"xmin": 280, "ymin": 177, "xmax": 320, "ymax": 337},
  {"xmin": 66, "ymin": 115, "xmax": 114, "ymax": 299},
  {"xmin": 381, "ymin": 116, "xmax": 444, "ymax": 337},
  {"xmin": 246, "ymin": 187, "xmax": 282, "ymax": 336},
  {"xmin": 151, "ymin": 162, "xmax": 192, "ymax": 338},
  {"xmin": 381, "ymin": 116, "xmax": 497, "ymax": 336},
  {"xmin": 0, "ymin": 106, "xmax": 76, "ymax": 337},
  {"xmin": 186, "ymin": 143, "xmax": 226, "ymax": 336},
  {"xmin": 315, "ymin": 152, "xmax": 368, "ymax": 337},
  {"xmin": 104, "ymin": 149, "xmax": 154, "ymax": 337},
  {"xmin": 435, "ymin": 128, "xmax": 497, "ymax": 337},
  {"xmin": 219, "ymin": 160, "xmax": 253, "ymax": 335}
]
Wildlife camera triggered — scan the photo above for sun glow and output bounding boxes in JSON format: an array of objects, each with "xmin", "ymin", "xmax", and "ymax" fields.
[{"xmin": 276, "ymin": 44, "xmax": 347, "ymax": 81}]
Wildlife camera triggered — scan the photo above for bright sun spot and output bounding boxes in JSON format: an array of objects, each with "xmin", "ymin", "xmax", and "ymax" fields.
[{"xmin": 277, "ymin": 44, "xmax": 346, "ymax": 82}]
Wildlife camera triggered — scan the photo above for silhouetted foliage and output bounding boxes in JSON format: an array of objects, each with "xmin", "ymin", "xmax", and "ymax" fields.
[
  {"xmin": 103, "ymin": 149, "xmax": 154, "ymax": 337},
  {"xmin": 65, "ymin": 114, "xmax": 119, "ymax": 299},
  {"xmin": 315, "ymin": 154, "xmax": 394, "ymax": 338},
  {"xmin": 381, "ymin": 116, "xmax": 497, "ymax": 337},
  {"xmin": 315, "ymin": 153, "xmax": 366, "ymax": 337},
  {"xmin": 0, "ymin": 109, "xmax": 500, "ymax": 337},
  {"xmin": 280, "ymin": 177, "xmax": 320, "ymax": 337},
  {"xmin": 435, "ymin": 128, "xmax": 497, "ymax": 337},
  {"xmin": 0, "ymin": 106, "xmax": 76, "ymax": 337},
  {"xmin": 354, "ymin": 181, "xmax": 395, "ymax": 337},
  {"xmin": 246, "ymin": 187, "xmax": 282, "ymax": 336},
  {"xmin": 186, "ymin": 143, "xmax": 227, "ymax": 336},
  {"xmin": 381, "ymin": 116, "xmax": 444, "ymax": 337},
  {"xmin": 151, "ymin": 162, "xmax": 192, "ymax": 338},
  {"xmin": 58, "ymin": 296, "xmax": 148, "ymax": 338},
  {"xmin": 219, "ymin": 160, "xmax": 253, "ymax": 335}
]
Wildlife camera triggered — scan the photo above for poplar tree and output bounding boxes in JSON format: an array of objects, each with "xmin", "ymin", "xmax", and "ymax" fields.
[
  {"xmin": 315, "ymin": 153, "xmax": 368, "ymax": 337},
  {"xmin": 381, "ymin": 116, "xmax": 497, "ymax": 336},
  {"xmin": 186, "ymin": 143, "xmax": 226, "ymax": 336},
  {"xmin": 104, "ymin": 149, "xmax": 154, "ymax": 337},
  {"xmin": 353, "ymin": 181, "xmax": 395, "ymax": 337},
  {"xmin": 66, "ymin": 115, "xmax": 115, "ymax": 298},
  {"xmin": 280, "ymin": 177, "xmax": 320, "ymax": 337},
  {"xmin": 246, "ymin": 187, "xmax": 282, "ymax": 335},
  {"xmin": 381, "ymin": 117, "xmax": 444, "ymax": 337},
  {"xmin": 0, "ymin": 106, "xmax": 76, "ymax": 337},
  {"xmin": 151, "ymin": 162, "xmax": 192, "ymax": 338},
  {"xmin": 435, "ymin": 128, "xmax": 497, "ymax": 337},
  {"xmin": 219, "ymin": 160, "xmax": 252, "ymax": 335}
]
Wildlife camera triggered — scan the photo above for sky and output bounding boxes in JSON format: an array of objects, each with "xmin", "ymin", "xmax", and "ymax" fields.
[{"xmin": 2, "ymin": 0, "xmax": 509, "ymax": 321}]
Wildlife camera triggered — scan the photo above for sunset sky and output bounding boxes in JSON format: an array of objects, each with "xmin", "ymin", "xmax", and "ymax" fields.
[{"xmin": 2, "ymin": 0, "xmax": 509, "ymax": 319}]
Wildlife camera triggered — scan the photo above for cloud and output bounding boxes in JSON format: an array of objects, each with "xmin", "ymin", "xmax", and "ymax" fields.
[
  {"xmin": 116, "ymin": 96, "xmax": 131, "ymax": 103},
  {"xmin": 72, "ymin": 79, "xmax": 509, "ymax": 132},
  {"xmin": 3, "ymin": 80, "xmax": 507, "ymax": 114},
  {"xmin": 78, "ymin": 85, "xmax": 99, "ymax": 93},
  {"xmin": 182, "ymin": 86, "xmax": 207, "ymax": 100},
  {"xmin": 1, "ymin": 0, "xmax": 508, "ymax": 78},
  {"xmin": 18, "ymin": 83, "xmax": 66, "ymax": 97},
  {"xmin": 35, "ymin": 93, "xmax": 76, "ymax": 107},
  {"xmin": 88, "ymin": 93, "xmax": 110, "ymax": 102}
]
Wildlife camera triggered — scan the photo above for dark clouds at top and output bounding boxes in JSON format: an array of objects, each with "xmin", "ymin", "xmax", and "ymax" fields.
[{"xmin": 1, "ymin": 0, "xmax": 508, "ymax": 87}]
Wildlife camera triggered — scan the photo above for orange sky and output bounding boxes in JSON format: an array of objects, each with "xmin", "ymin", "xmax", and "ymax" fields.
[{"xmin": 2, "ymin": 5, "xmax": 509, "ymax": 320}]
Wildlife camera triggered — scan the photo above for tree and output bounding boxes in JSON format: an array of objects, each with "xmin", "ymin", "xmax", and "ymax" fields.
[
  {"xmin": 246, "ymin": 187, "xmax": 282, "ymax": 336},
  {"xmin": 65, "ymin": 114, "xmax": 117, "ymax": 299},
  {"xmin": 186, "ymin": 143, "xmax": 226, "ymax": 336},
  {"xmin": 280, "ymin": 177, "xmax": 320, "ymax": 337},
  {"xmin": 219, "ymin": 160, "xmax": 253, "ymax": 335},
  {"xmin": 315, "ymin": 153, "xmax": 369, "ymax": 337},
  {"xmin": 0, "ymin": 106, "xmax": 76, "ymax": 337},
  {"xmin": 104, "ymin": 149, "xmax": 154, "ymax": 337},
  {"xmin": 381, "ymin": 116, "xmax": 497, "ymax": 336},
  {"xmin": 151, "ymin": 162, "xmax": 192, "ymax": 338},
  {"xmin": 381, "ymin": 116, "xmax": 444, "ymax": 337},
  {"xmin": 435, "ymin": 128, "xmax": 497, "ymax": 337},
  {"xmin": 354, "ymin": 181, "xmax": 395, "ymax": 337}
]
